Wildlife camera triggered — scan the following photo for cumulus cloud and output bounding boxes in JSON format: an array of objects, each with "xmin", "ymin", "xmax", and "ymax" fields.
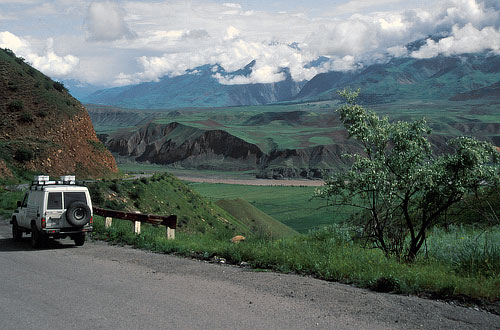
[
  {"xmin": 6, "ymin": 0, "xmax": 500, "ymax": 86},
  {"xmin": 0, "ymin": 31, "xmax": 79, "ymax": 77},
  {"xmin": 114, "ymin": 37, "xmax": 320, "ymax": 86},
  {"xmin": 86, "ymin": 1, "xmax": 136, "ymax": 41},
  {"xmin": 411, "ymin": 24, "xmax": 500, "ymax": 58}
]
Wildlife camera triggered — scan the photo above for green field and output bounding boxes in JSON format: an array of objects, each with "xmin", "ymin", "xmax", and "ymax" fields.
[{"xmin": 188, "ymin": 182, "xmax": 352, "ymax": 232}]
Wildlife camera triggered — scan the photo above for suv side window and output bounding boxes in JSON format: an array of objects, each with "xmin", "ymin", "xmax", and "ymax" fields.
[
  {"xmin": 47, "ymin": 192, "xmax": 63, "ymax": 210},
  {"xmin": 64, "ymin": 192, "xmax": 87, "ymax": 208}
]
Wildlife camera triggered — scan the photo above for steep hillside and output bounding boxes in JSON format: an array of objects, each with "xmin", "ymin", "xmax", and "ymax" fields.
[
  {"xmin": 450, "ymin": 81, "xmax": 500, "ymax": 101},
  {"xmin": 105, "ymin": 122, "xmax": 264, "ymax": 171},
  {"xmin": 83, "ymin": 63, "xmax": 304, "ymax": 109},
  {"xmin": 0, "ymin": 48, "xmax": 118, "ymax": 179}
]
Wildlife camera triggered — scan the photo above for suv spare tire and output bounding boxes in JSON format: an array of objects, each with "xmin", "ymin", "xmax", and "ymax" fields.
[{"xmin": 66, "ymin": 202, "xmax": 91, "ymax": 227}]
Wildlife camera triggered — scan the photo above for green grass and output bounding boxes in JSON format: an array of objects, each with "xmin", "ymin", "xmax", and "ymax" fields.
[
  {"xmin": 2, "ymin": 173, "xmax": 498, "ymax": 307},
  {"xmin": 91, "ymin": 216, "xmax": 500, "ymax": 304},
  {"xmin": 87, "ymin": 173, "xmax": 251, "ymax": 235},
  {"xmin": 188, "ymin": 182, "xmax": 353, "ymax": 232},
  {"xmin": 0, "ymin": 187, "xmax": 24, "ymax": 218},
  {"xmin": 215, "ymin": 198, "xmax": 298, "ymax": 238}
]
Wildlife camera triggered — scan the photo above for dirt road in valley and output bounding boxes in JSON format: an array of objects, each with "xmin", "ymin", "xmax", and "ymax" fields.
[
  {"xmin": 175, "ymin": 175, "xmax": 325, "ymax": 186},
  {"xmin": 0, "ymin": 219, "xmax": 498, "ymax": 330}
]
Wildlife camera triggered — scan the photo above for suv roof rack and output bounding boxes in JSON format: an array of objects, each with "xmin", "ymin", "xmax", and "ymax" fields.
[{"xmin": 31, "ymin": 175, "xmax": 78, "ymax": 188}]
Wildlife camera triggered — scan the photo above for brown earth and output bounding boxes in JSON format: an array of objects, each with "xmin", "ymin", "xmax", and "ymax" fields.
[{"xmin": 0, "ymin": 48, "xmax": 118, "ymax": 178}]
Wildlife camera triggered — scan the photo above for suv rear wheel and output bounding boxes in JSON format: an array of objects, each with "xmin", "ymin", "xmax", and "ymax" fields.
[
  {"xmin": 30, "ymin": 223, "xmax": 44, "ymax": 248},
  {"xmin": 73, "ymin": 233, "xmax": 85, "ymax": 246}
]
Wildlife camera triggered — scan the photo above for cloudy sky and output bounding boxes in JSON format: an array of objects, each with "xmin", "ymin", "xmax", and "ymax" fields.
[{"xmin": 0, "ymin": 0, "xmax": 499, "ymax": 87}]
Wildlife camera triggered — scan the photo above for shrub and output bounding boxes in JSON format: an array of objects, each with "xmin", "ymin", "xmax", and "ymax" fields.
[
  {"xmin": 14, "ymin": 148, "xmax": 34, "ymax": 162},
  {"xmin": 8, "ymin": 100, "xmax": 24, "ymax": 111},
  {"xmin": 53, "ymin": 81, "xmax": 67, "ymax": 92},
  {"xmin": 19, "ymin": 111, "xmax": 33, "ymax": 123},
  {"xmin": 4, "ymin": 48, "xmax": 15, "ymax": 57},
  {"xmin": 7, "ymin": 82, "xmax": 18, "ymax": 91},
  {"xmin": 110, "ymin": 182, "xmax": 121, "ymax": 193},
  {"xmin": 103, "ymin": 199, "xmax": 127, "ymax": 211}
]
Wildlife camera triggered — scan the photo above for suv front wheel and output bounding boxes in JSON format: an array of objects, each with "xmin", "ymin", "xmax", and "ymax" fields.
[{"xmin": 12, "ymin": 219, "xmax": 23, "ymax": 242}]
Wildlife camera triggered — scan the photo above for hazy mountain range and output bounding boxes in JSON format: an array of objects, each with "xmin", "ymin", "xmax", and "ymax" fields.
[{"xmin": 74, "ymin": 51, "xmax": 499, "ymax": 109}]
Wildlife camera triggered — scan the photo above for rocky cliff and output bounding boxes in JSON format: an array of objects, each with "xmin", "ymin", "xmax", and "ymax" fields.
[
  {"xmin": 0, "ymin": 48, "xmax": 118, "ymax": 179},
  {"xmin": 104, "ymin": 121, "xmax": 360, "ymax": 177},
  {"xmin": 106, "ymin": 122, "xmax": 264, "ymax": 171}
]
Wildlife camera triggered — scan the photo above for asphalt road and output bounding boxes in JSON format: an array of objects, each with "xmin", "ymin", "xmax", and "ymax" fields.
[{"xmin": 0, "ymin": 219, "xmax": 498, "ymax": 330}]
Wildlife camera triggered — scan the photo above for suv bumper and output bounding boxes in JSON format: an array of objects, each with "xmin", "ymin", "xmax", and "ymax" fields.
[{"xmin": 42, "ymin": 227, "xmax": 93, "ymax": 235}]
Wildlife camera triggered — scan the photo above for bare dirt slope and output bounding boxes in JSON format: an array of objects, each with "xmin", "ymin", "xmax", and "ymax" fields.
[{"xmin": 0, "ymin": 220, "xmax": 498, "ymax": 330}]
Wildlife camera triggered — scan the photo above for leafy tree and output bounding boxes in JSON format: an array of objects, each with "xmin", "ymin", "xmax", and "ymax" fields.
[{"xmin": 316, "ymin": 89, "xmax": 500, "ymax": 261}]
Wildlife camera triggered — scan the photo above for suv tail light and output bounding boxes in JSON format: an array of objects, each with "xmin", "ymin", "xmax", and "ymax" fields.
[
  {"xmin": 41, "ymin": 218, "xmax": 46, "ymax": 229},
  {"xmin": 89, "ymin": 216, "xmax": 93, "ymax": 225}
]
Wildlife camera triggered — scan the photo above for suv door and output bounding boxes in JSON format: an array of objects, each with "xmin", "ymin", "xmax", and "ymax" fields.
[
  {"xmin": 16, "ymin": 193, "xmax": 29, "ymax": 228},
  {"xmin": 45, "ymin": 192, "xmax": 64, "ymax": 228}
]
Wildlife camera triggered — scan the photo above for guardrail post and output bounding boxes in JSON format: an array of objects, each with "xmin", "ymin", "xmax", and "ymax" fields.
[
  {"xmin": 134, "ymin": 221, "xmax": 141, "ymax": 235},
  {"xmin": 167, "ymin": 226, "xmax": 175, "ymax": 240},
  {"xmin": 105, "ymin": 217, "xmax": 112, "ymax": 229}
]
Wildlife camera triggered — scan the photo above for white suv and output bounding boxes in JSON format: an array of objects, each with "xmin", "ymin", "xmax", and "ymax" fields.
[{"xmin": 11, "ymin": 175, "xmax": 93, "ymax": 248}]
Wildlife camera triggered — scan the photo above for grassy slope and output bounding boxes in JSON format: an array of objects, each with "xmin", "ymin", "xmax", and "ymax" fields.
[
  {"xmin": 88, "ymin": 173, "xmax": 251, "ymax": 235},
  {"xmin": 187, "ymin": 182, "xmax": 353, "ymax": 232},
  {"xmin": 215, "ymin": 198, "xmax": 297, "ymax": 238}
]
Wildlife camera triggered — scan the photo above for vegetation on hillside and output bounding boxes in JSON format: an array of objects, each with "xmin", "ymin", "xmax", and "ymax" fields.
[
  {"xmin": 215, "ymin": 198, "xmax": 297, "ymax": 238},
  {"xmin": 0, "ymin": 48, "xmax": 117, "ymax": 180},
  {"xmin": 87, "ymin": 173, "xmax": 250, "ymax": 235}
]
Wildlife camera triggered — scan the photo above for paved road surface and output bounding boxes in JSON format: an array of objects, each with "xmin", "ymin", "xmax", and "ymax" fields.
[{"xmin": 0, "ymin": 219, "xmax": 498, "ymax": 330}]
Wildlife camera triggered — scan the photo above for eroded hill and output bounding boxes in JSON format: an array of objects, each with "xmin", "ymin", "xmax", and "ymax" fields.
[{"xmin": 0, "ymin": 48, "xmax": 118, "ymax": 179}]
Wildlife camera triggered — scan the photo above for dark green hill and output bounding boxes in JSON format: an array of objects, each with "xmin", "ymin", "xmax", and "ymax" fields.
[
  {"xmin": 215, "ymin": 198, "xmax": 297, "ymax": 238},
  {"xmin": 0, "ymin": 48, "xmax": 118, "ymax": 180},
  {"xmin": 296, "ymin": 54, "xmax": 500, "ymax": 104}
]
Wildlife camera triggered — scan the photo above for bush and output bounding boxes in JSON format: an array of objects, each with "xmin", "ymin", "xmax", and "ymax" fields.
[
  {"xmin": 53, "ymin": 81, "xmax": 67, "ymax": 92},
  {"xmin": 19, "ymin": 111, "xmax": 33, "ymax": 123},
  {"xmin": 8, "ymin": 100, "xmax": 24, "ymax": 111},
  {"xmin": 7, "ymin": 82, "xmax": 18, "ymax": 91},
  {"xmin": 4, "ymin": 48, "xmax": 15, "ymax": 57},
  {"xmin": 110, "ymin": 182, "xmax": 122, "ymax": 193},
  {"xmin": 14, "ymin": 148, "xmax": 34, "ymax": 162},
  {"xmin": 103, "ymin": 200, "xmax": 127, "ymax": 211},
  {"xmin": 88, "ymin": 184, "xmax": 105, "ymax": 205}
]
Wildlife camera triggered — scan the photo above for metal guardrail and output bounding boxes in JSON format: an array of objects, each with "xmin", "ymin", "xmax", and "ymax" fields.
[{"xmin": 93, "ymin": 207, "xmax": 177, "ymax": 239}]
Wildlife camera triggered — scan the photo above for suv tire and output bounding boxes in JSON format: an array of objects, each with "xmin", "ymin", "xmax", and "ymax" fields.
[
  {"xmin": 31, "ymin": 223, "xmax": 44, "ymax": 249},
  {"xmin": 66, "ymin": 202, "xmax": 91, "ymax": 227},
  {"xmin": 12, "ymin": 219, "xmax": 22, "ymax": 242},
  {"xmin": 73, "ymin": 233, "xmax": 85, "ymax": 246}
]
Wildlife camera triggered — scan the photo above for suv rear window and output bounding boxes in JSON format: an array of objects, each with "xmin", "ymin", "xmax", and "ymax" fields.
[
  {"xmin": 47, "ymin": 192, "xmax": 62, "ymax": 209},
  {"xmin": 64, "ymin": 192, "xmax": 87, "ymax": 208}
]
